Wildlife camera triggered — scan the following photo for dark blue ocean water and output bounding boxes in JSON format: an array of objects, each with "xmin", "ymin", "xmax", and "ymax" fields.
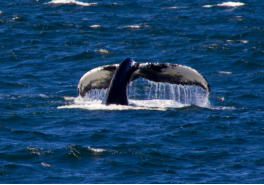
[{"xmin": 1, "ymin": 0, "xmax": 264, "ymax": 183}]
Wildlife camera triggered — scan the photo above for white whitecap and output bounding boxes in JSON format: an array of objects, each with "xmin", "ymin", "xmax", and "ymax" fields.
[
  {"xmin": 0, "ymin": 11, "xmax": 3, "ymax": 15},
  {"xmin": 87, "ymin": 146, "xmax": 106, "ymax": 153},
  {"xmin": 203, "ymin": 2, "xmax": 245, "ymax": 8},
  {"xmin": 95, "ymin": 49, "xmax": 109, "ymax": 54},
  {"xmin": 122, "ymin": 24, "xmax": 141, "ymax": 29},
  {"xmin": 47, "ymin": 0, "xmax": 97, "ymax": 6},
  {"xmin": 163, "ymin": 6, "xmax": 187, "ymax": 10},
  {"xmin": 226, "ymin": 39, "xmax": 248, "ymax": 44},
  {"xmin": 239, "ymin": 40, "xmax": 248, "ymax": 44},
  {"xmin": 90, "ymin": 24, "xmax": 101, "ymax": 28},
  {"xmin": 218, "ymin": 71, "xmax": 232, "ymax": 75},
  {"xmin": 39, "ymin": 94, "xmax": 49, "ymax": 98},
  {"xmin": 12, "ymin": 16, "xmax": 20, "ymax": 21},
  {"xmin": 217, "ymin": 1, "xmax": 245, "ymax": 7},
  {"xmin": 41, "ymin": 162, "xmax": 51, "ymax": 167},
  {"xmin": 202, "ymin": 5, "xmax": 214, "ymax": 8}
]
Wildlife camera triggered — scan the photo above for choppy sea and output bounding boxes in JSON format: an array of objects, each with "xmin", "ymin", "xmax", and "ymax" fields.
[{"xmin": 1, "ymin": 0, "xmax": 264, "ymax": 183}]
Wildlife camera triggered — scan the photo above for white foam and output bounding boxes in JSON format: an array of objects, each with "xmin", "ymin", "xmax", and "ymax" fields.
[
  {"xmin": 122, "ymin": 24, "xmax": 141, "ymax": 29},
  {"xmin": 12, "ymin": 16, "xmax": 20, "ymax": 21},
  {"xmin": 210, "ymin": 106, "xmax": 236, "ymax": 110},
  {"xmin": 59, "ymin": 81, "xmax": 211, "ymax": 111},
  {"xmin": 217, "ymin": 1, "xmax": 245, "ymax": 7},
  {"xmin": 90, "ymin": 24, "xmax": 101, "ymax": 28},
  {"xmin": 63, "ymin": 96, "xmax": 75, "ymax": 100},
  {"xmin": 203, "ymin": 1, "xmax": 245, "ymax": 8},
  {"xmin": 87, "ymin": 146, "xmax": 106, "ymax": 153},
  {"xmin": 95, "ymin": 49, "xmax": 109, "ymax": 54},
  {"xmin": 163, "ymin": 6, "xmax": 187, "ymax": 10},
  {"xmin": 218, "ymin": 71, "xmax": 232, "ymax": 75},
  {"xmin": 41, "ymin": 162, "xmax": 51, "ymax": 167},
  {"xmin": 202, "ymin": 5, "xmax": 214, "ymax": 8},
  {"xmin": 58, "ymin": 96, "xmax": 235, "ymax": 111},
  {"xmin": 227, "ymin": 39, "xmax": 248, "ymax": 44},
  {"xmin": 131, "ymin": 99, "xmax": 188, "ymax": 109},
  {"xmin": 0, "ymin": 11, "xmax": 3, "ymax": 15},
  {"xmin": 239, "ymin": 40, "xmax": 248, "ymax": 44},
  {"xmin": 47, "ymin": 0, "xmax": 97, "ymax": 6},
  {"xmin": 58, "ymin": 97, "xmax": 170, "ymax": 111},
  {"xmin": 39, "ymin": 94, "xmax": 49, "ymax": 98}
]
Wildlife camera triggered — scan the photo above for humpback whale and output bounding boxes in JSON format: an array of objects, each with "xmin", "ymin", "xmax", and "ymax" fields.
[{"xmin": 78, "ymin": 58, "xmax": 210, "ymax": 105}]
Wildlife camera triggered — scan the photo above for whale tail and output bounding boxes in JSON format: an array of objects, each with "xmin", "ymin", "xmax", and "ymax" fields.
[
  {"xmin": 105, "ymin": 58, "xmax": 139, "ymax": 105},
  {"xmin": 78, "ymin": 58, "xmax": 210, "ymax": 105}
]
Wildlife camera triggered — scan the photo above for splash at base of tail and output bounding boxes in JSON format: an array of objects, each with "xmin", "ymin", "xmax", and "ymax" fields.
[{"xmin": 78, "ymin": 58, "xmax": 210, "ymax": 105}]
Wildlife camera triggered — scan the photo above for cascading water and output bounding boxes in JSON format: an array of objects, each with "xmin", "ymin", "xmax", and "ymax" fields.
[
  {"xmin": 69, "ymin": 79, "xmax": 210, "ymax": 110},
  {"xmin": 82, "ymin": 89, "xmax": 107, "ymax": 101},
  {"xmin": 128, "ymin": 79, "xmax": 210, "ymax": 107}
]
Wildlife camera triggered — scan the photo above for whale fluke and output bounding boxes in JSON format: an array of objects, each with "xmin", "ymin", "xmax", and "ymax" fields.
[
  {"xmin": 78, "ymin": 64, "xmax": 118, "ymax": 97},
  {"xmin": 105, "ymin": 58, "xmax": 138, "ymax": 105},
  {"xmin": 135, "ymin": 63, "xmax": 210, "ymax": 92},
  {"xmin": 78, "ymin": 58, "xmax": 210, "ymax": 105}
]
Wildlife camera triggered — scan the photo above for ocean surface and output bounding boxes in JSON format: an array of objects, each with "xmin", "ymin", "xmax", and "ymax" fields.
[{"xmin": 1, "ymin": 0, "xmax": 264, "ymax": 183}]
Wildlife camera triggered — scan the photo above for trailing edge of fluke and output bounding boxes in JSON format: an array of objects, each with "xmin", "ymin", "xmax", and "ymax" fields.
[{"xmin": 78, "ymin": 58, "xmax": 210, "ymax": 105}]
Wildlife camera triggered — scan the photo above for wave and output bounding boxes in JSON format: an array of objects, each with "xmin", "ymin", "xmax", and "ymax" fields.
[{"xmin": 46, "ymin": 0, "xmax": 97, "ymax": 6}]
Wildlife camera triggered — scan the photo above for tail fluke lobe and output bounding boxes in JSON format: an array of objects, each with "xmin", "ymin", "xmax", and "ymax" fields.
[
  {"xmin": 135, "ymin": 63, "xmax": 210, "ymax": 92},
  {"xmin": 78, "ymin": 64, "xmax": 118, "ymax": 97}
]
